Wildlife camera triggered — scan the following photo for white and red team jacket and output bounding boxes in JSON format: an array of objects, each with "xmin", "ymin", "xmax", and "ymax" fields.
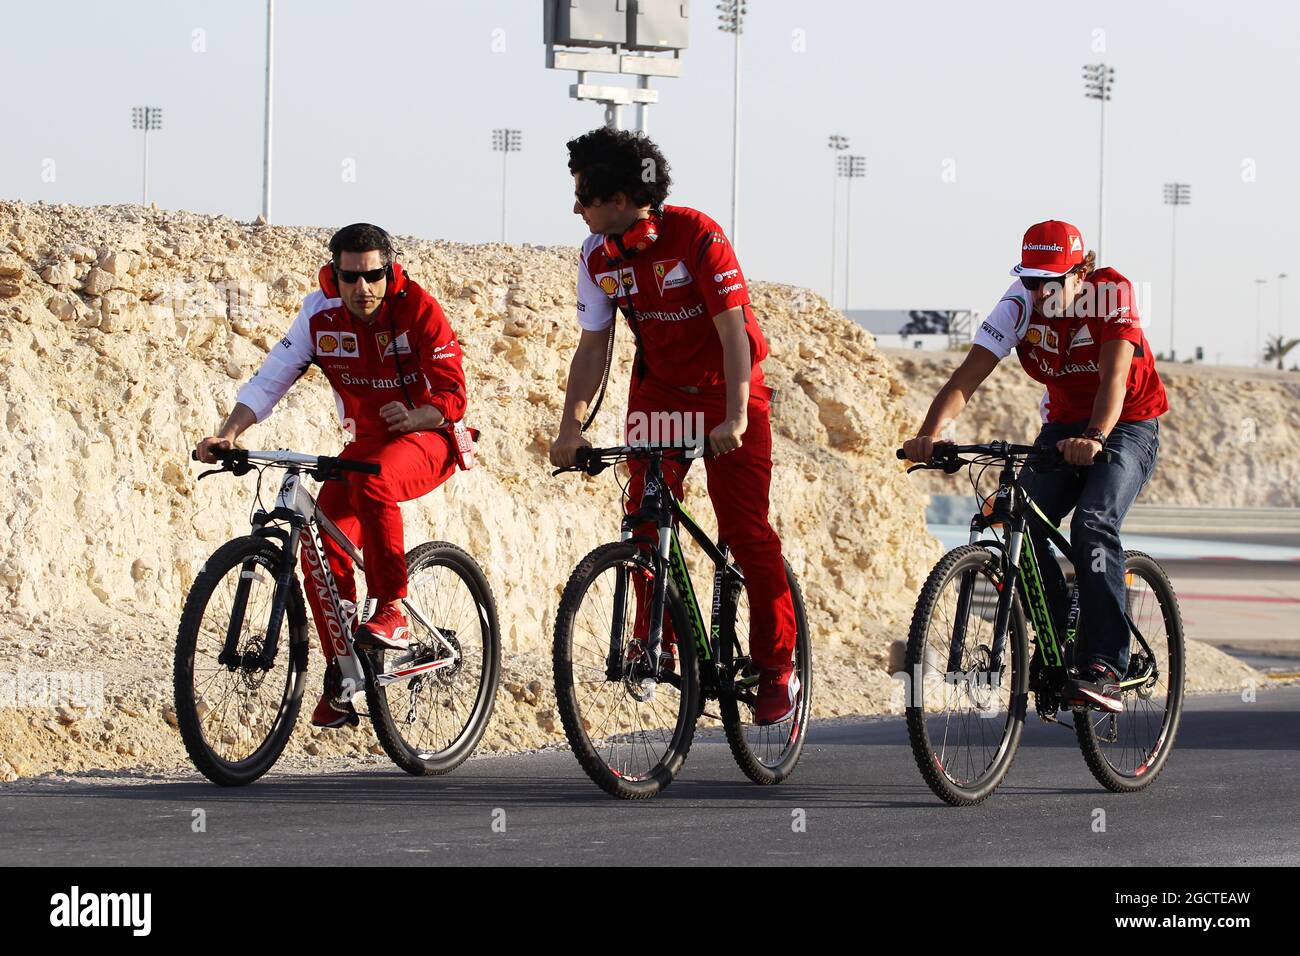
[
  {"xmin": 237, "ymin": 262, "xmax": 467, "ymax": 441},
  {"xmin": 973, "ymin": 267, "xmax": 1168, "ymax": 424},
  {"xmin": 576, "ymin": 205, "xmax": 770, "ymax": 389}
]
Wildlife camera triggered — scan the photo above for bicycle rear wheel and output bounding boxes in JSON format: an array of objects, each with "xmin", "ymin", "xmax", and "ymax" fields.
[
  {"xmin": 1074, "ymin": 551, "xmax": 1185, "ymax": 792},
  {"xmin": 904, "ymin": 544, "xmax": 1029, "ymax": 806},
  {"xmin": 720, "ymin": 560, "xmax": 811, "ymax": 784},
  {"xmin": 173, "ymin": 536, "xmax": 308, "ymax": 786},
  {"xmin": 365, "ymin": 542, "xmax": 501, "ymax": 775},
  {"xmin": 553, "ymin": 541, "xmax": 700, "ymax": 799}
]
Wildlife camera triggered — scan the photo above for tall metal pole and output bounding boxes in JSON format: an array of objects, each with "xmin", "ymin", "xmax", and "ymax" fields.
[
  {"xmin": 1084, "ymin": 64, "xmax": 1114, "ymax": 263},
  {"xmin": 718, "ymin": 3, "xmax": 746, "ymax": 246},
  {"xmin": 142, "ymin": 127, "xmax": 150, "ymax": 205},
  {"xmin": 827, "ymin": 135, "xmax": 848, "ymax": 306},
  {"xmin": 1280, "ymin": 273, "xmax": 1289, "ymax": 338},
  {"xmin": 501, "ymin": 148, "xmax": 509, "ymax": 243},
  {"xmin": 1097, "ymin": 92, "xmax": 1106, "ymax": 263},
  {"xmin": 262, "ymin": 0, "xmax": 274, "ymax": 222},
  {"xmin": 1163, "ymin": 183, "xmax": 1190, "ymax": 361},
  {"xmin": 844, "ymin": 174, "xmax": 853, "ymax": 310},
  {"xmin": 731, "ymin": 27, "xmax": 741, "ymax": 245},
  {"xmin": 1255, "ymin": 279, "xmax": 1267, "ymax": 367},
  {"xmin": 1169, "ymin": 202, "xmax": 1177, "ymax": 360}
]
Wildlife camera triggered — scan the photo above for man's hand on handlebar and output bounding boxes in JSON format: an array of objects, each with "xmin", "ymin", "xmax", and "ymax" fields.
[
  {"xmin": 549, "ymin": 429, "xmax": 592, "ymax": 469},
  {"xmin": 901, "ymin": 435, "xmax": 953, "ymax": 464},
  {"xmin": 1057, "ymin": 436, "xmax": 1105, "ymax": 466},
  {"xmin": 195, "ymin": 435, "xmax": 235, "ymax": 464}
]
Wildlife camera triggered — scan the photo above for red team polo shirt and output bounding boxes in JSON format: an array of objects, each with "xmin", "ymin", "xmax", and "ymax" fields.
[
  {"xmin": 576, "ymin": 205, "xmax": 769, "ymax": 388},
  {"xmin": 973, "ymin": 267, "xmax": 1169, "ymax": 423}
]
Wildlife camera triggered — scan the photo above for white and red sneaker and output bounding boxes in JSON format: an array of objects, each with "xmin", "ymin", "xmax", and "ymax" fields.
[
  {"xmin": 754, "ymin": 666, "xmax": 801, "ymax": 726},
  {"xmin": 353, "ymin": 603, "xmax": 411, "ymax": 651}
]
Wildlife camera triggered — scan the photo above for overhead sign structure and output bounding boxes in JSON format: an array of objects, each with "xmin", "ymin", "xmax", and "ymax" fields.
[{"xmin": 543, "ymin": 0, "xmax": 690, "ymax": 131}]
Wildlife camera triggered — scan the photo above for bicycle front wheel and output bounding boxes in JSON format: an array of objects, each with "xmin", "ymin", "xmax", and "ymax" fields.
[
  {"xmin": 173, "ymin": 536, "xmax": 309, "ymax": 786},
  {"xmin": 904, "ymin": 544, "xmax": 1029, "ymax": 806},
  {"xmin": 553, "ymin": 541, "xmax": 701, "ymax": 800},
  {"xmin": 720, "ymin": 560, "xmax": 811, "ymax": 784},
  {"xmin": 365, "ymin": 542, "xmax": 501, "ymax": 775},
  {"xmin": 1074, "ymin": 551, "xmax": 1185, "ymax": 792}
]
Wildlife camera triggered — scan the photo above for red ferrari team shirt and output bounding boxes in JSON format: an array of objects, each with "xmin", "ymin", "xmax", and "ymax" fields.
[
  {"xmin": 575, "ymin": 205, "xmax": 769, "ymax": 388},
  {"xmin": 237, "ymin": 263, "xmax": 467, "ymax": 441},
  {"xmin": 973, "ymin": 267, "xmax": 1169, "ymax": 423}
]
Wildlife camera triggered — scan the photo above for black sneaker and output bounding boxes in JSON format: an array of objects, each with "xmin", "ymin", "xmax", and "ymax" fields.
[{"xmin": 1065, "ymin": 660, "xmax": 1124, "ymax": 713}]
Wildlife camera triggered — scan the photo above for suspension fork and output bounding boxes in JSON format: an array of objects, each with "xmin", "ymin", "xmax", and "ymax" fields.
[
  {"xmin": 258, "ymin": 522, "xmax": 303, "ymax": 670},
  {"xmin": 988, "ymin": 516, "xmax": 1027, "ymax": 673}
]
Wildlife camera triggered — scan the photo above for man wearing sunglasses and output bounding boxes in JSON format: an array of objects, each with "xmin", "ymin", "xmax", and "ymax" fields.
[
  {"xmin": 548, "ymin": 127, "xmax": 800, "ymax": 727},
  {"xmin": 195, "ymin": 223, "xmax": 468, "ymax": 728},
  {"xmin": 903, "ymin": 220, "xmax": 1167, "ymax": 713}
]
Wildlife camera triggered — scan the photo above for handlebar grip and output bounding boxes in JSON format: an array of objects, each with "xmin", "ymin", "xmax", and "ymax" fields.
[
  {"xmin": 322, "ymin": 456, "xmax": 381, "ymax": 476},
  {"xmin": 896, "ymin": 448, "xmax": 907, "ymax": 460}
]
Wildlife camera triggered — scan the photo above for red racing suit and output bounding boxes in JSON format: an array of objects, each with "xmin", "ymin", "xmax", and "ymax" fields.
[
  {"xmin": 576, "ymin": 205, "xmax": 797, "ymax": 671},
  {"xmin": 236, "ymin": 262, "xmax": 467, "ymax": 661}
]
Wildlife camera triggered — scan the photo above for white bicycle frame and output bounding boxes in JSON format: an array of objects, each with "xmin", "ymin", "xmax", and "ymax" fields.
[{"xmin": 252, "ymin": 450, "xmax": 461, "ymax": 706}]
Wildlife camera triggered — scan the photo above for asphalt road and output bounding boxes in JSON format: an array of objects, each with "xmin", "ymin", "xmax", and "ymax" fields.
[{"xmin": 2, "ymin": 686, "xmax": 1296, "ymax": 866}]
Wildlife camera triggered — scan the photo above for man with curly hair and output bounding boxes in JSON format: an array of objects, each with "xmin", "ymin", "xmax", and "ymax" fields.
[{"xmin": 549, "ymin": 127, "xmax": 800, "ymax": 726}]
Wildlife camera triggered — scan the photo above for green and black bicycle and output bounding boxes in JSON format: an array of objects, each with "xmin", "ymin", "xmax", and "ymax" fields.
[
  {"xmin": 897, "ymin": 441, "xmax": 1185, "ymax": 806},
  {"xmin": 551, "ymin": 444, "xmax": 811, "ymax": 799}
]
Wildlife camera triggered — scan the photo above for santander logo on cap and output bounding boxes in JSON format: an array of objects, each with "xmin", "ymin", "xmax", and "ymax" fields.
[{"xmin": 1012, "ymin": 220, "xmax": 1086, "ymax": 277}]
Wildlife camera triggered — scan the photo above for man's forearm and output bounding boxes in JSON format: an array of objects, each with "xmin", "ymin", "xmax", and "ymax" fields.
[
  {"xmin": 1087, "ymin": 377, "xmax": 1126, "ymax": 435},
  {"xmin": 559, "ymin": 340, "xmax": 608, "ymax": 435},
  {"xmin": 714, "ymin": 308, "xmax": 751, "ymax": 421},
  {"xmin": 919, "ymin": 385, "xmax": 968, "ymax": 438},
  {"xmin": 217, "ymin": 403, "xmax": 258, "ymax": 441}
]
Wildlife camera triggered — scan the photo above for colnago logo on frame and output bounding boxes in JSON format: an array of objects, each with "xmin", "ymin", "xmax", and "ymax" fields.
[{"xmin": 49, "ymin": 886, "xmax": 151, "ymax": 936}]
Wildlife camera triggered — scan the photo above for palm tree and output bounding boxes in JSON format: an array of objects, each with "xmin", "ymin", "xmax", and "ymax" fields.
[{"xmin": 1263, "ymin": 334, "xmax": 1300, "ymax": 370}]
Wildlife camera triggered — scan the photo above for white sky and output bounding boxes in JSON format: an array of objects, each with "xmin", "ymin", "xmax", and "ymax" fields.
[{"xmin": 2, "ymin": 0, "xmax": 1297, "ymax": 366}]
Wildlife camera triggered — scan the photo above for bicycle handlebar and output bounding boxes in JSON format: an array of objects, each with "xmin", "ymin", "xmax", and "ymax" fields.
[
  {"xmin": 192, "ymin": 447, "xmax": 381, "ymax": 476},
  {"xmin": 895, "ymin": 440, "xmax": 1112, "ymax": 469},
  {"xmin": 551, "ymin": 443, "xmax": 712, "ymax": 478}
]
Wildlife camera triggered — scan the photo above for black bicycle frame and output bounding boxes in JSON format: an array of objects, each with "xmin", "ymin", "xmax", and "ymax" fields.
[{"xmin": 612, "ymin": 452, "xmax": 744, "ymax": 691}]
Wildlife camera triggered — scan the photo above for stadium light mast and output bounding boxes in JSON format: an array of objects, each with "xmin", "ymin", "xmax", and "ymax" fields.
[
  {"xmin": 1255, "ymin": 278, "xmax": 1268, "ymax": 367},
  {"xmin": 839, "ymin": 154, "xmax": 866, "ymax": 309},
  {"xmin": 1163, "ymin": 182, "xmax": 1191, "ymax": 361},
  {"xmin": 827, "ymin": 134, "xmax": 849, "ymax": 307},
  {"xmin": 492, "ymin": 129, "xmax": 523, "ymax": 243},
  {"xmin": 1280, "ymin": 272, "xmax": 1289, "ymax": 339},
  {"xmin": 130, "ymin": 106, "xmax": 163, "ymax": 205},
  {"xmin": 1083, "ymin": 63, "xmax": 1115, "ymax": 263},
  {"xmin": 717, "ymin": 1, "xmax": 746, "ymax": 246}
]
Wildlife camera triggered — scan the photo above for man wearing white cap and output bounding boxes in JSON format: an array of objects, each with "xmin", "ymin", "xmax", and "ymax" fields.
[{"xmin": 903, "ymin": 220, "xmax": 1168, "ymax": 712}]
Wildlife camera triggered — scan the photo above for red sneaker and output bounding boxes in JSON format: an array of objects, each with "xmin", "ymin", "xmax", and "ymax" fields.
[
  {"xmin": 754, "ymin": 667, "xmax": 801, "ymax": 726},
  {"xmin": 310, "ymin": 693, "xmax": 357, "ymax": 729},
  {"xmin": 354, "ymin": 603, "xmax": 411, "ymax": 650}
]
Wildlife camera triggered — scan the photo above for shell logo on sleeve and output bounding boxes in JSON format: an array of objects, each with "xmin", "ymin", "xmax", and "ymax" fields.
[
  {"xmin": 594, "ymin": 267, "xmax": 638, "ymax": 298},
  {"xmin": 316, "ymin": 332, "xmax": 339, "ymax": 354}
]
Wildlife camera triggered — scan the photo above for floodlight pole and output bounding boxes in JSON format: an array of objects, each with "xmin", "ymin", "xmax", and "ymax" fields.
[
  {"xmin": 1163, "ymin": 182, "xmax": 1190, "ymax": 361},
  {"xmin": 827, "ymin": 135, "xmax": 849, "ymax": 306}
]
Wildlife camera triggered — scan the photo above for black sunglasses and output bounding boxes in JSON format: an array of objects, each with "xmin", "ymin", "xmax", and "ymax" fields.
[
  {"xmin": 335, "ymin": 266, "xmax": 387, "ymax": 284},
  {"xmin": 1020, "ymin": 273, "xmax": 1077, "ymax": 291}
]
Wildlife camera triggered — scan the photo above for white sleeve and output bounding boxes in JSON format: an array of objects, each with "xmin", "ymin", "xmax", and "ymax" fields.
[
  {"xmin": 971, "ymin": 283, "xmax": 1031, "ymax": 360},
  {"xmin": 235, "ymin": 297, "xmax": 316, "ymax": 422},
  {"xmin": 576, "ymin": 238, "xmax": 615, "ymax": 332}
]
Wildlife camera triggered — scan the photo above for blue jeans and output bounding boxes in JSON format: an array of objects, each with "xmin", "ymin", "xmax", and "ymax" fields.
[{"xmin": 1017, "ymin": 418, "xmax": 1160, "ymax": 673}]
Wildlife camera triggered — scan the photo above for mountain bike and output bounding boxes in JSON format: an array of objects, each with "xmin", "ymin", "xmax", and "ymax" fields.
[
  {"xmin": 897, "ymin": 441, "xmax": 1184, "ymax": 806},
  {"xmin": 551, "ymin": 445, "xmax": 811, "ymax": 799},
  {"xmin": 174, "ymin": 446, "xmax": 500, "ymax": 786}
]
